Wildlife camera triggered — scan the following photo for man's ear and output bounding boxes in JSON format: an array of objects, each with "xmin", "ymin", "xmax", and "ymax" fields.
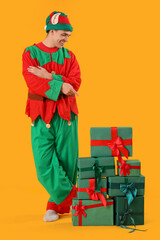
[{"xmin": 49, "ymin": 30, "xmax": 54, "ymax": 35}]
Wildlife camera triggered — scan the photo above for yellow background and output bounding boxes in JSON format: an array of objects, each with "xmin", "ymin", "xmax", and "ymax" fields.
[{"xmin": 0, "ymin": 0, "xmax": 160, "ymax": 239}]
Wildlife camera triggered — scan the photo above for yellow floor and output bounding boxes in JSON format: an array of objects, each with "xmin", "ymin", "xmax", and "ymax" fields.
[{"xmin": 0, "ymin": 184, "xmax": 159, "ymax": 240}]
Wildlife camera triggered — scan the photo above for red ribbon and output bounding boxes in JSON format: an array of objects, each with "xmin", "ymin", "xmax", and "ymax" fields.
[
  {"xmin": 77, "ymin": 179, "xmax": 107, "ymax": 207},
  {"xmin": 73, "ymin": 204, "xmax": 87, "ymax": 217},
  {"xmin": 118, "ymin": 161, "xmax": 141, "ymax": 176},
  {"xmin": 72, "ymin": 199, "xmax": 113, "ymax": 226},
  {"xmin": 91, "ymin": 127, "xmax": 132, "ymax": 164}
]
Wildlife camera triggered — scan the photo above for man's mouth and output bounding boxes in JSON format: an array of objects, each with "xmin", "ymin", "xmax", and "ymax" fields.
[{"xmin": 60, "ymin": 41, "xmax": 65, "ymax": 46}]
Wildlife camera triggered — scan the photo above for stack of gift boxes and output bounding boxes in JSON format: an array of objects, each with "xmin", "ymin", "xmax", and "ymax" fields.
[{"xmin": 72, "ymin": 127, "xmax": 145, "ymax": 229}]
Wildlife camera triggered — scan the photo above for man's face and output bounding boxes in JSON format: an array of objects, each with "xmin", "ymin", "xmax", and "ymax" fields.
[{"xmin": 51, "ymin": 30, "xmax": 71, "ymax": 48}]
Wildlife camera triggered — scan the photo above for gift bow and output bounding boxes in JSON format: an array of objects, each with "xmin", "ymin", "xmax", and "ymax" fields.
[
  {"xmin": 119, "ymin": 161, "xmax": 131, "ymax": 176},
  {"xmin": 120, "ymin": 182, "xmax": 137, "ymax": 205},
  {"xmin": 72, "ymin": 200, "xmax": 113, "ymax": 226},
  {"xmin": 118, "ymin": 161, "xmax": 141, "ymax": 176},
  {"xmin": 86, "ymin": 188, "xmax": 99, "ymax": 200},
  {"xmin": 107, "ymin": 136, "xmax": 129, "ymax": 163},
  {"xmin": 86, "ymin": 188, "xmax": 107, "ymax": 207},
  {"xmin": 73, "ymin": 205, "xmax": 87, "ymax": 217},
  {"xmin": 120, "ymin": 209, "xmax": 136, "ymax": 233},
  {"xmin": 92, "ymin": 162, "xmax": 104, "ymax": 190},
  {"xmin": 92, "ymin": 163, "xmax": 104, "ymax": 177},
  {"xmin": 120, "ymin": 209, "xmax": 147, "ymax": 233}
]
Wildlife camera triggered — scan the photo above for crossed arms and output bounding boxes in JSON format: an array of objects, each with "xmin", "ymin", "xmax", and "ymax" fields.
[{"xmin": 22, "ymin": 49, "xmax": 81, "ymax": 101}]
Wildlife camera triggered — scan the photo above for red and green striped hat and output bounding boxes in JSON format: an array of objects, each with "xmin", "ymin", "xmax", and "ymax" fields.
[{"xmin": 45, "ymin": 11, "xmax": 73, "ymax": 32}]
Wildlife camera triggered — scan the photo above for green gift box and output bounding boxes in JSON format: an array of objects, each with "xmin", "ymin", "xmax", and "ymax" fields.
[
  {"xmin": 78, "ymin": 157, "xmax": 115, "ymax": 179},
  {"xmin": 114, "ymin": 196, "xmax": 144, "ymax": 226},
  {"xmin": 108, "ymin": 175, "xmax": 145, "ymax": 205},
  {"xmin": 77, "ymin": 178, "xmax": 107, "ymax": 200},
  {"xmin": 72, "ymin": 198, "xmax": 114, "ymax": 226},
  {"xmin": 90, "ymin": 127, "xmax": 132, "ymax": 158},
  {"xmin": 117, "ymin": 160, "xmax": 141, "ymax": 177}
]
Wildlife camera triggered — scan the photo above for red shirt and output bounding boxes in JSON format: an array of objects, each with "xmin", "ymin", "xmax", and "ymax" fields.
[{"xmin": 22, "ymin": 42, "xmax": 81, "ymax": 123}]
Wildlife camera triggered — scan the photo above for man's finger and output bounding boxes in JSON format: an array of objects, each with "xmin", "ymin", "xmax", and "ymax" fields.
[
  {"xmin": 28, "ymin": 68, "xmax": 37, "ymax": 72},
  {"xmin": 27, "ymin": 68, "xmax": 34, "ymax": 72},
  {"xmin": 38, "ymin": 66, "xmax": 44, "ymax": 69},
  {"xmin": 71, "ymin": 88, "xmax": 79, "ymax": 96},
  {"xmin": 75, "ymin": 91, "xmax": 79, "ymax": 96},
  {"xmin": 29, "ymin": 66, "xmax": 36, "ymax": 69},
  {"xmin": 67, "ymin": 90, "xmax": 74, "ymax": 96},
  {"xmin": 29, "ymin": 66, "xmax": 40, "ymax": 70}
]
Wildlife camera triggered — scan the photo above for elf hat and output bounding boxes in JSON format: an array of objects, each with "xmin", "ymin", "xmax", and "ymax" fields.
[{"xmin": 44, "ymin": 11, "xmax": 73, "ymax": 32}]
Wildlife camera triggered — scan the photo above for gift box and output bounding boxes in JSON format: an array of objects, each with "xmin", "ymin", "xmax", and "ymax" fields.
[
  {"xmin": 72, "ymin": 198, "xmax": 114, "ymax": 226},
  {"xmin": 78, "ymin": 157, "xmax": 115, "ymax": 179},
  {"xmin": 77, "ymin": 178, "xmax": 107, "ymax": 206},
  {"xmin": 114, "ymin": 196, "xmax": 144, "ymax": 226},
  {"xmin": 108, "ymin": 175, "xmax": 145, "ymax": 205},
  {"xmin": 117, "ymin": 160, "xmax": 141, "ymax": 177},
  {"xmin": 90, "ymin": 127, "xmax": 132, "ymax": 160}
]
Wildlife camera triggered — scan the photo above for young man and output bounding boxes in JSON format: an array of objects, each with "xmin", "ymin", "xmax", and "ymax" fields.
[{"xmin": 22, "ymin": 11, "xmax": 81, "ymax": 222}]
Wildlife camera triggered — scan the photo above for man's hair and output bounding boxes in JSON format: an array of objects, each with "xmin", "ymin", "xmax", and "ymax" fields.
[{"xmin": 47, "ymin": 29, "xmax": 58, "ymax": 35}]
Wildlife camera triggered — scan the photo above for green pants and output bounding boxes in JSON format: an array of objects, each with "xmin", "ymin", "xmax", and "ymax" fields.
[{"xmin": 31, "ymin": 110, "xmax": 78, "ymax": 205}]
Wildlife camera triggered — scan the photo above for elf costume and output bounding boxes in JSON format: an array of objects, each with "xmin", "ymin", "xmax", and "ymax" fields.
[{"xmin": 22, "ymin": 11, "xmax": 81, "ymax": 214}]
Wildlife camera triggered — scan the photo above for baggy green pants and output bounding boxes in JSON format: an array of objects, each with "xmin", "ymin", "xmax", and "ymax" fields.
[{"xmin": 31, "ymin": 110, "xmax": 78, "ymax": 205}]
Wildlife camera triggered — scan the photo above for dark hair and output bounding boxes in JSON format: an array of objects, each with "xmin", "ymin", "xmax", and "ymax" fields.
[{"xmin": 47, "ymin": 29, "xmax": 58, "ymax": 35}]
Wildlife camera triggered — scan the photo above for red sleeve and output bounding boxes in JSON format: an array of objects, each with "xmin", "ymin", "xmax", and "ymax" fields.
[
  {"xmin": 54, "ymin": 51, "xmax": 81, "ymax": 92},
  {"xmin": 22, "ymin": 48, "xmax": 63, "ymax": 101}
]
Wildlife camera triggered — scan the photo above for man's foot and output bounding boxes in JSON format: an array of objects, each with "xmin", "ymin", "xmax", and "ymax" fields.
[{"xmin": 43, "ymin": 210, "xmax": 59, "ymax": 222}]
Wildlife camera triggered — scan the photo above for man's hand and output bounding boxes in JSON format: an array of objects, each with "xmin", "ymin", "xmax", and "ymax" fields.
[
  {"xmin": 61, "ymin": 83, "xmax": 79, "ymax": 97},
  {"xmin": 27, "ymin": 66, "xmax": 53, "ymax": 79}
]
